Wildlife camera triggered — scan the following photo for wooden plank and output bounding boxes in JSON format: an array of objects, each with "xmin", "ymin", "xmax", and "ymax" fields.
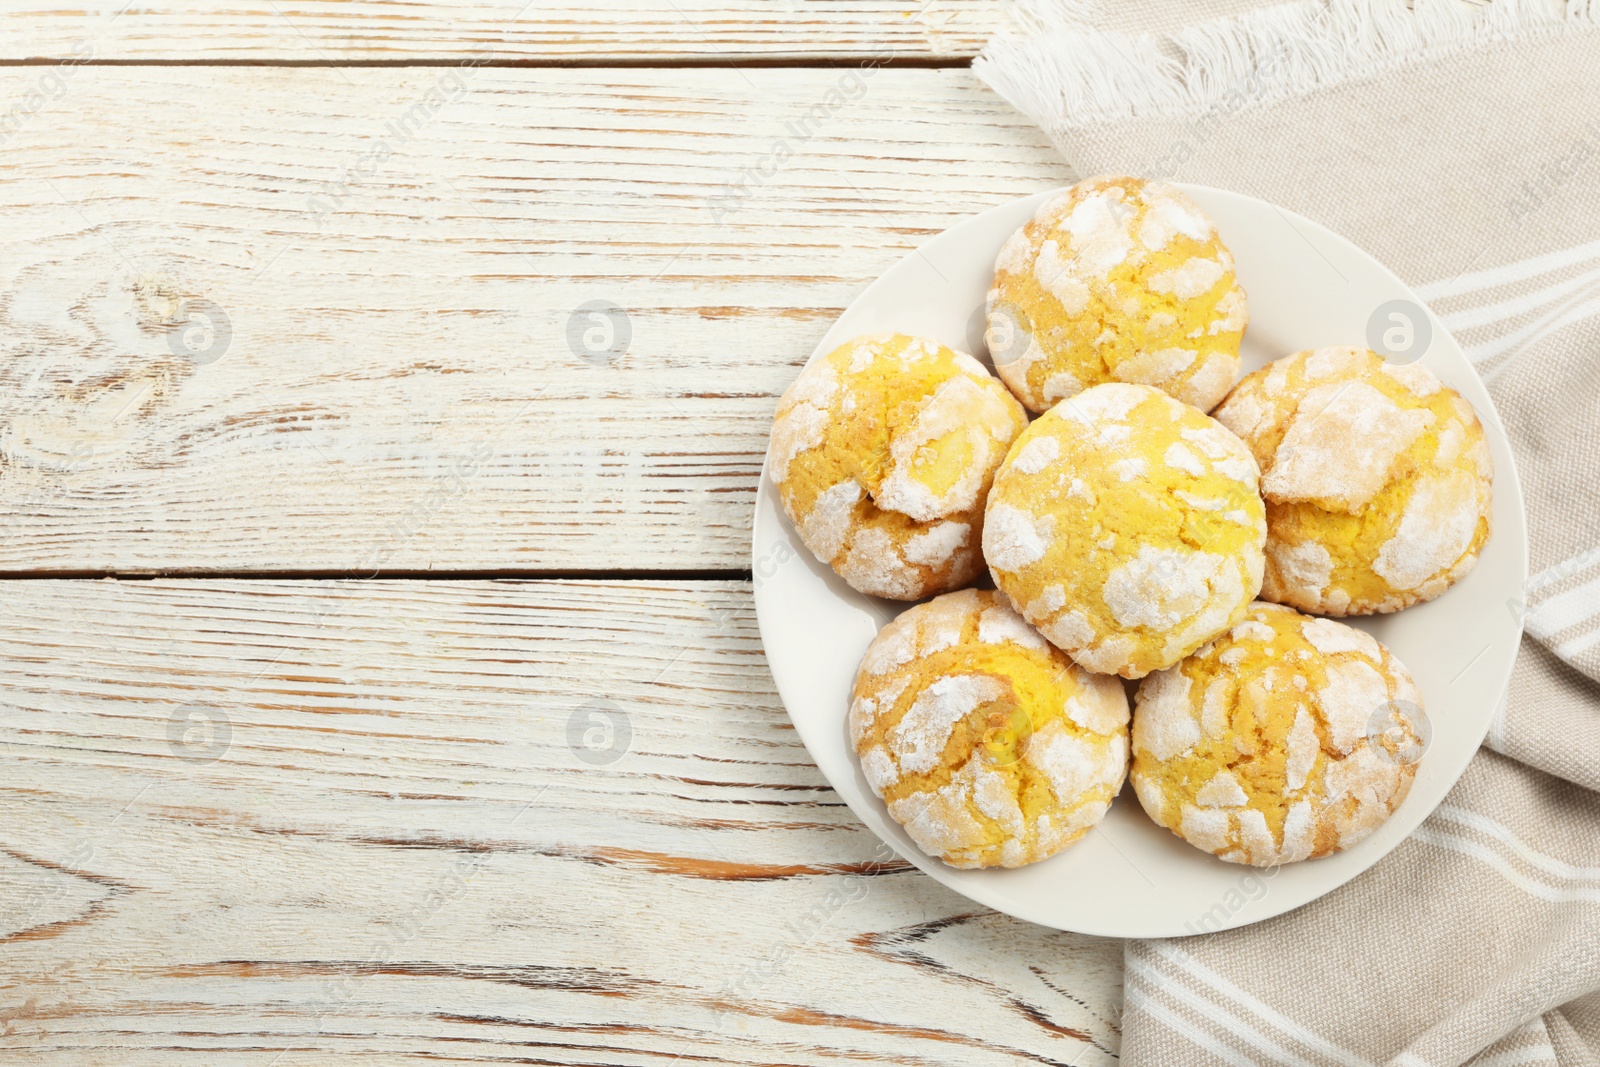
[
  {"xmin": 0, "ymin": 578, "xmax": 1122, "ymax": 1063},
  {"xmin": 4, "ymin": 1, "xmax": 1008, "ymax": 62},
  {"xmin": 0, "ymin": 66, "xmax": 1071, "ymax": 574}
]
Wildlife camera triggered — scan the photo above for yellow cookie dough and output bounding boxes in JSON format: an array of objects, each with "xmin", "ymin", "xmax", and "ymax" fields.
[
  {"xmin": 1214, "ymin": 346, "xmax": 1494, "ymax": 615},
  {"xmin": 849, "ymin": 589, "xmax": 1129, "ymax": 869},
  {"xmin": 987, "ymin": 175, "xmax": 1248, "ymax": 414},
  {"xmin": 1131, "ymin": 601, "xmax": 1424, "ymax": 866},
  {"xmin": 769, "ymin": 333, "xmax": 1028, "ymax": 600},
  {"xmin": 984, "ymin": 382, "xmax": 1266, "ymax": 679}
]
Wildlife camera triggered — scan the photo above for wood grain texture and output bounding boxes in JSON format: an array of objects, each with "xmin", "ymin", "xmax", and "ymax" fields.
[
  {"xmin": 0, "ymin": 65, "xmax": 1071, "ymax": 575},
  {"xmin": 4, "ymin": 0, "xmax": 1008, "ymax": 62},
  {"xmin": 0, "ymin": 578, "xmax": 1122, "ymax": 1064}
]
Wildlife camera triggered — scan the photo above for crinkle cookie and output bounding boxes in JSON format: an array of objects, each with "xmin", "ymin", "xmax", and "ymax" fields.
[
  {"xmin": 1214, "ymin": 346, "xmax": 1493, "ymax": 615},
  {"xmin": 987, "ymin": 175, "xmax": 1247, "ymax": 414},
  {"xmin": 983, "ymin": 383, "xmax": 1266, "ymax": 679},
  {"xmin": 769, "ymin": 333, "xmax": 1028, "ymax": 600},
  {"xmin": 1131, "ymin": 601, "xmax": 1424, "ymax": 866},
  {"xmin": 849, "ymin": 589, "xmax": 1129, "ymax": 869}
]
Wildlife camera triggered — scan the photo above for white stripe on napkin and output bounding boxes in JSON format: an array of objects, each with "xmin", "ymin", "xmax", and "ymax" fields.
[
  {"xmin": 1430, "ymin": 806, "xmax": 1600, "ymax": 883},
  {"xmin": 1557, "ymin": 627, "xmax": 1600, "ymax": 660},
  {"xmin": 1412, "ymin": 827, "xmax": 1600, "ymax": 902},
  {"xmin": 1524, "ymin": 577, "xmax": 1600, "ymax": 644},
  {"xmin": 1125, "ymin": 978, "xmax": 1261, "ymax": 1067},
  {"xmin": 1472, "ymin": 1046, "xmax": 1560, "ymax": 1067},
  {"xmin": 1416, "ymin": 237, "xmax": 1600, "ymax": 302},
  {"xmin": 1149, "ymin": 941, "xmax": 1378, "ymax": 1067},
  {"xmin": 1527, "ymin": 546, "xmax": 1600, "ymax": 596},
  {"xmin": 1128, "ymin": 954, "xmax": 1322, "ymax": 1067},
  {"xmin": 1439, "ymin": 266, "xmax": 1600, "ymax": 331},
  {"xmin": 1468, "ymin": 288, "xmax": 1600, "ymax": 365}
]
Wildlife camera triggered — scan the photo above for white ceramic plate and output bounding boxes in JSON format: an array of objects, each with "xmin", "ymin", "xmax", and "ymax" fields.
[{"xmin": 752, "ymin": 185, "xmax": 1527, "ymax": 938}]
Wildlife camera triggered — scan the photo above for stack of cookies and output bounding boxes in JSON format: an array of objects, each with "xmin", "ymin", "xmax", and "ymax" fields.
[{"xmin": 767, "ymin": 175, "xmax": 1494, "ymax": 871}]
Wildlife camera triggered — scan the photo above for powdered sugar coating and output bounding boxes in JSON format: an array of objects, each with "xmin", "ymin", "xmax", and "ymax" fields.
[
  {"xmin": 861, "ymin": 746, "xmax": 899, "ymax": 793},
  {"xmin": 1130, "ymin": 669, "xmax": 1198, "ymax": 760},
  {"xmin": 1263, "ymin": 380, "xmax": 1434, "ymax": 511},
  {"xmin": 1301, "ymin": 616, "xmax": 1380, "ymax": 659},
  {"xmin": 1148, "ymin": 257, "xmax": 1225, "ymax": 299},
  {"xmin": 1372, "ymin": 469, "xmax": 1481, "ymax": 591},
  {"xmin": 769, "ymin": 333, "xmax": 1028, "ymax": 600},
  {"xmin": 903, "ymin": 521, "xmax": 970, "ymax": 568},
  {"xmin": 1131, "ymin": 601, "xmax": 1422, "ymax": 867},
  {"xmin": 988, "ymin": 175, "xmax": 1247, "ymax": 414},
  {"xmin": 1103, "ymin": 546, "xmax": 1229, "ymax": 631},
  {"xmin": 840, "ymin": 528, "xmax": 922, "ymax": 600},
  {"xmin": 1195, "ymin": 770, "xmax": 1249, "ymax": 807},
  {"xmin": 799, "ymin": 480, "xmax": 861, "ymax": 561},
  {"xmin": 1163, "ymin": 441, "xmax": 1205, "ymax": 477},
  {"xmin": 1010, "ymin": 434, "xmax": 1061, "ymax": 475},
  {"xmin": 849, "ymin": 589, "xmax": 1129, "ymax": 869},
  {"xmin": 1267, "ymin": 540, "xmax": 1337, "ymax": 609},
  {"xmin": 985, "ymin": 503, "xmax": 1052, "ymax": 572},
  {"xmin": 977, "ymin": 605, "xmax": 1048, "ymax": 651}
]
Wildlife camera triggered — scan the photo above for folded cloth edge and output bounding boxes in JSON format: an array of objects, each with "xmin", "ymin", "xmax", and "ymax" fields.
[{"xmin": 974, "ymin": 0, "xmax": 1600, "ymax": 138}]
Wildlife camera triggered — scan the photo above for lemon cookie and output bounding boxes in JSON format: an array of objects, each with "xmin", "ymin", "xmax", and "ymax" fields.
[
  {"xmin": 1131, "ymin": 601, "xmax": 1424, "ymax": 866},
  {"xmin": 1214, "ymin": 347, "xmax": 1493, "ymax": 615},
  {"xmin": 984, "ymin": 383, "xmax": 1266, "ymax": 679},
  {"xmin": 849, "ymin": 589, "xmax": 1129, "ymax": 869},
  {"xmin": 769, "ymin": 333, "xmax": 1028, "ymax": 600},
  {"xmin": 987, "ymin": 175, "xmax": 1247, "ymax": 414}
]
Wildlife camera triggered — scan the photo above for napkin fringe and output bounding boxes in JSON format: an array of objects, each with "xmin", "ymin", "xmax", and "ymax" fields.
[{"xmin": 974, "ymin": 0, "xmax": 1599, "ymax": 131}]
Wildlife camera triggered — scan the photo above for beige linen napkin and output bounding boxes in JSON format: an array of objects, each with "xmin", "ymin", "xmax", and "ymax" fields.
[{"xmin": 975, "ymin": 2, "xmax": 1600, "ymax": 1063}]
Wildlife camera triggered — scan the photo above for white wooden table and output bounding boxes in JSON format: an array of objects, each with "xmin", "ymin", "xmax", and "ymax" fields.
[{"xmin": 0, "ymin": 6, "xmax": 1124, "ymax": 1062}]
